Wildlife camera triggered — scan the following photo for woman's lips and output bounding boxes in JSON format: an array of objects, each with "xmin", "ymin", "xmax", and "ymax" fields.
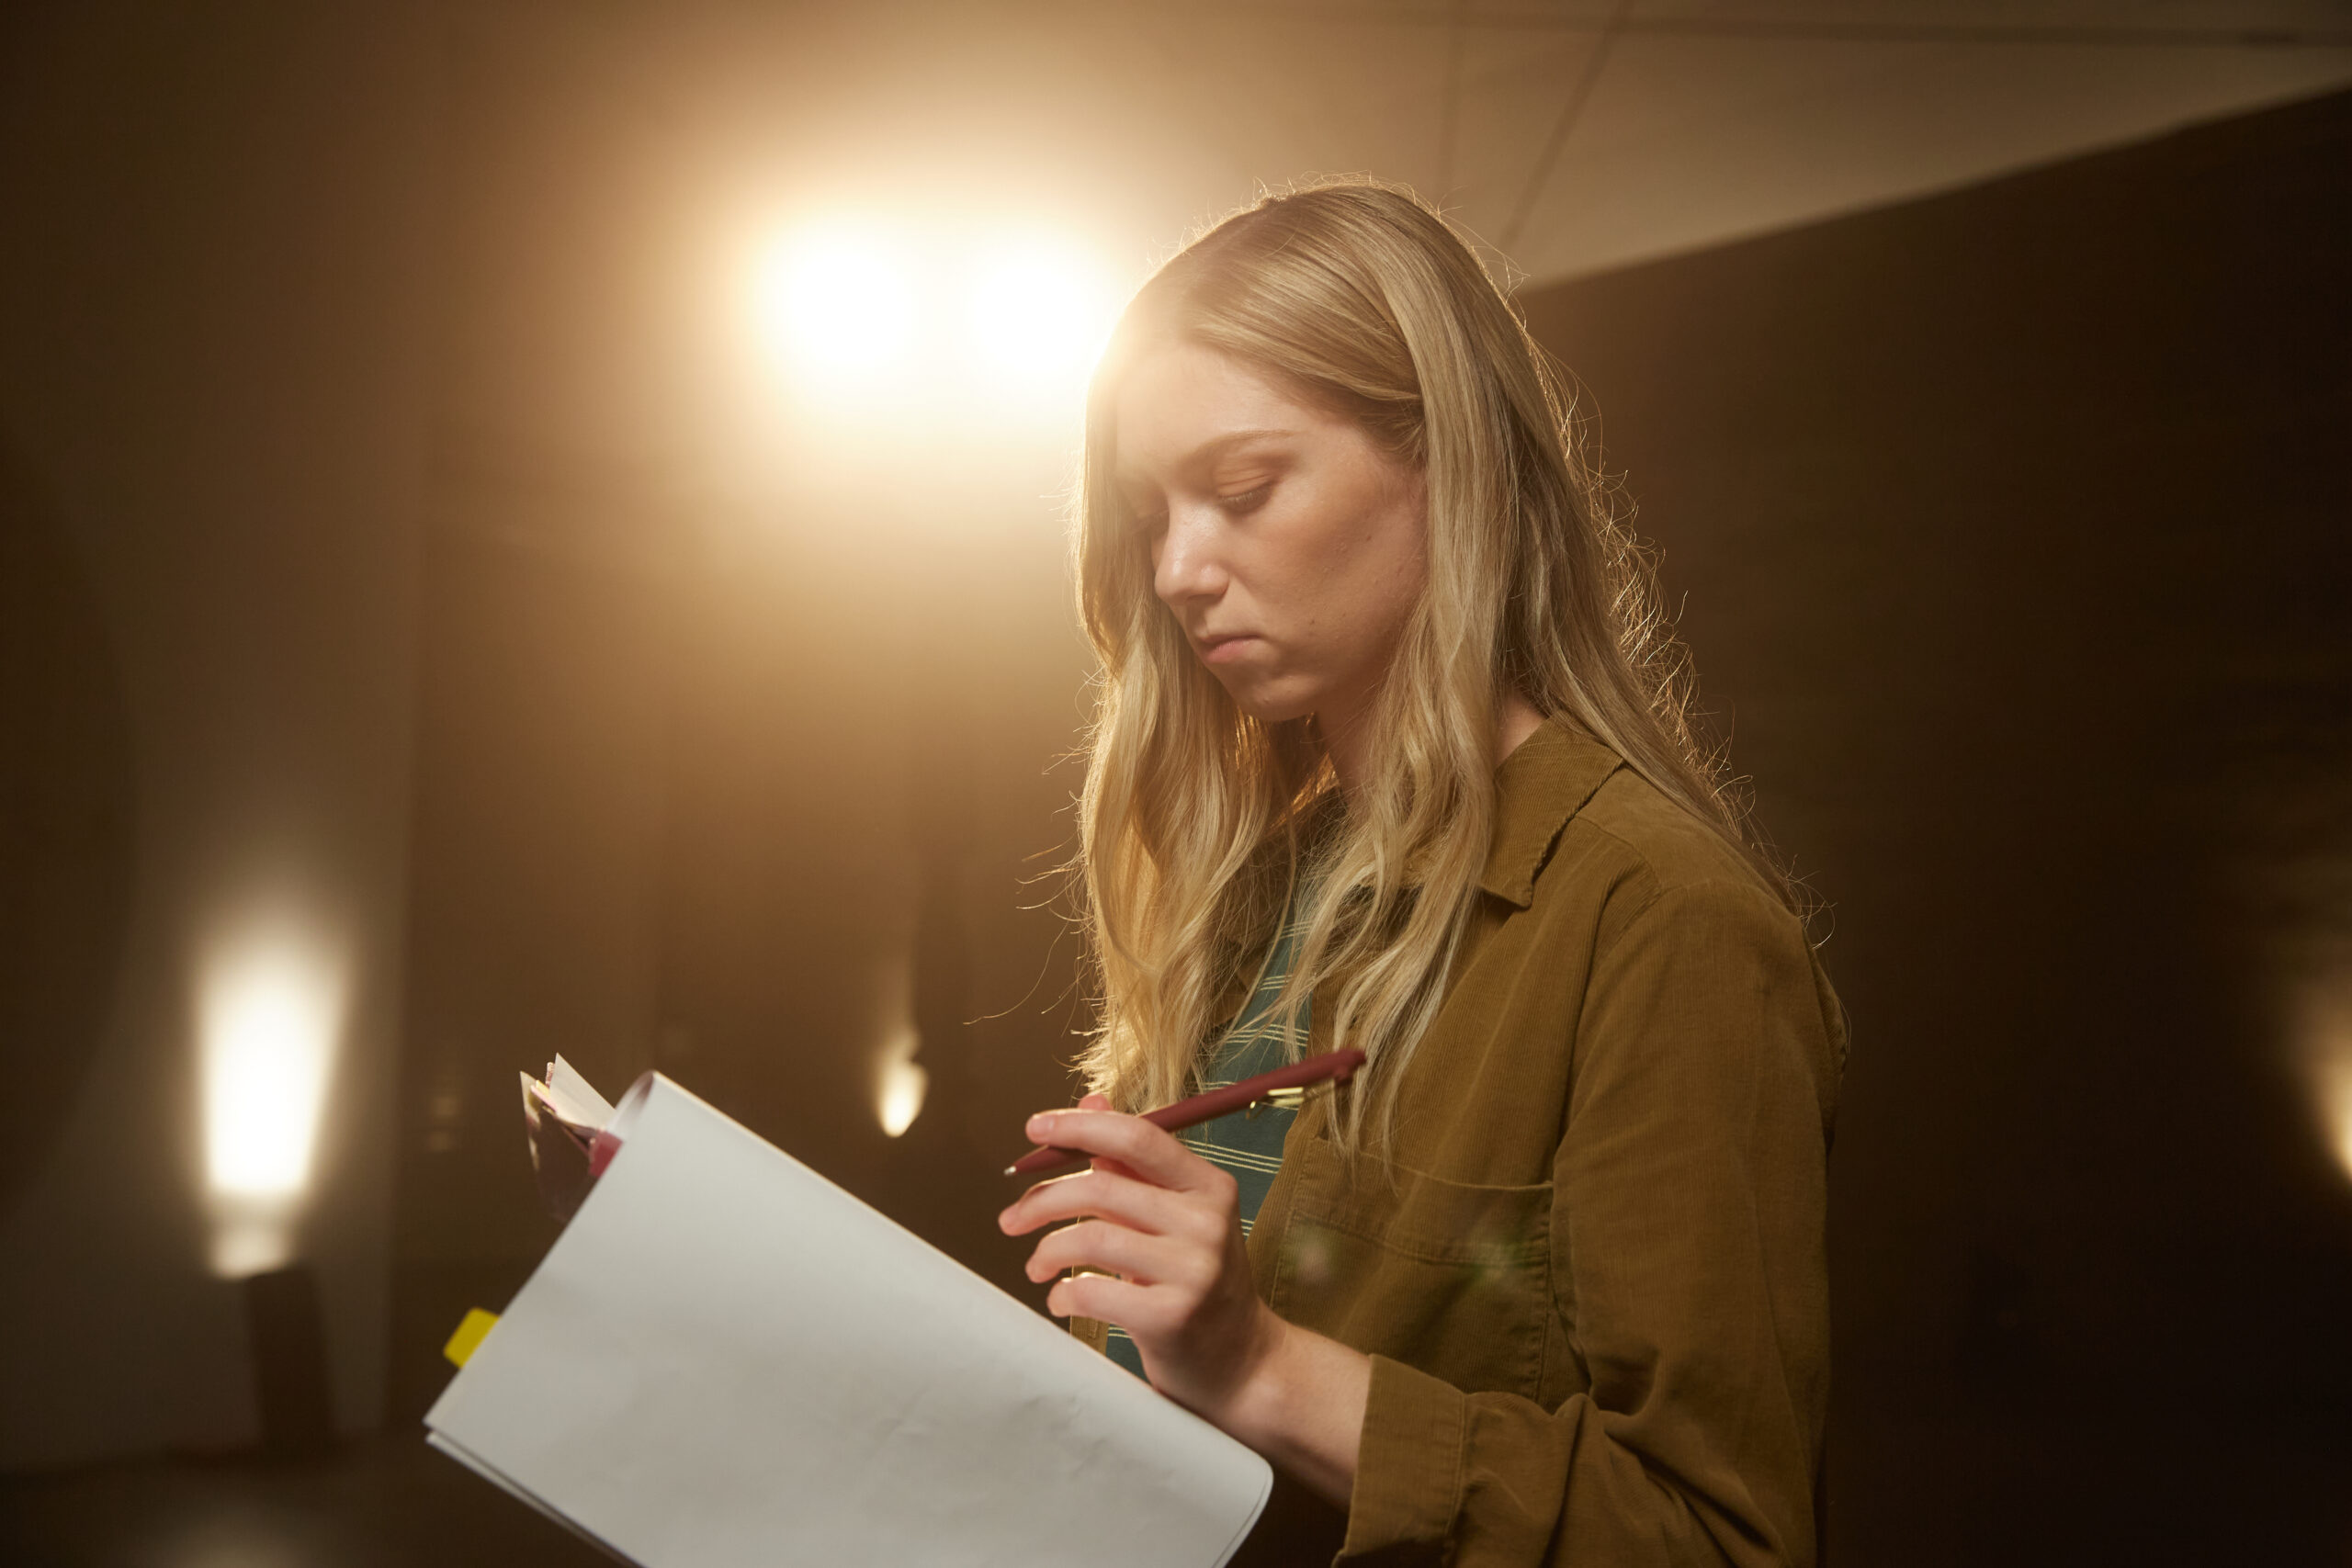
[{"xmin": 1197, "ymin": 633, "xmax": 1261, "ymax": 666}]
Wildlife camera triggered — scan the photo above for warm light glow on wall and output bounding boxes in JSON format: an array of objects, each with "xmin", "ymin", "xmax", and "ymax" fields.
[
  {"xmin": 200, "ymin": 928, "xmax": 345, "ymax": 1276},
  {"xmin": 2296, "ymin": 973, "xmax": 2352, "ymax": 1185},
  {"xmin": 2318, "ymin": 1049, "xmax": 2352, "ymax": 1184},
  {"xmin": 875, "ymin": 1025, "xmax": 929, "ymax": 1139},
  {"xmin": 748, "ymin": 216, "xmax": 1120, "ymax": 414}
]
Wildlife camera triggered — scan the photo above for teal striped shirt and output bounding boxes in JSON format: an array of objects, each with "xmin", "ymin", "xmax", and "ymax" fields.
[{"xmin": 1106, "ymin": 895, "xmax": 1312, "ymax": 1381}]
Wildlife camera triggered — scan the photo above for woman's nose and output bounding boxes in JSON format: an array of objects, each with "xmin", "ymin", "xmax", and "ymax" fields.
[{"xmin": 1152, "ymin": 506, "xmax": 1227, "ymax": 609}]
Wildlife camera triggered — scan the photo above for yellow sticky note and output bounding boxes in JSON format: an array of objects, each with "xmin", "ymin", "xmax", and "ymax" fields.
[{"xmin": 443, "ymin": 1308, "xmax": 500, "ymax": 1368}]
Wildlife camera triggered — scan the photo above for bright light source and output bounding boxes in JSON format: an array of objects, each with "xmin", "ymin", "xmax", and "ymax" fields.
[
  {"xmin": 741, "ymin": 213, "xmax": 1123, "ymax": 426},
  {"xmin": 875, "ymin": 1026, "xmax": 929, "ymax": 1138},
  {"xmin": 200, "ymin": 929, "xmax": 344, "ymax": 1276},
  {"xmin": 203, "ymin": 946, "xmax": 339, "ymax": 1197},
  {"xmin": 753, "ymin": 223, "xmax": 917, "ymax": 388},
  {"xmin": 963, "ymin": 236, "xmax": 1117, "ymax": 393}
]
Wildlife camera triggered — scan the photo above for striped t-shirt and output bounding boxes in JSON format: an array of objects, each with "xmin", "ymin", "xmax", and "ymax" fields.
[{"xmin": 1106, "ymin": 896, "xmax": 1312, "ymax": 1381}]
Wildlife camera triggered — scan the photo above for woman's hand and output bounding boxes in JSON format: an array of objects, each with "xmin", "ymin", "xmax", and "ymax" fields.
[
  {"xmin": 996, "ymin": 1093, "xmax": 1280, "ymax": 1420},
  {"xmin": 997, "ymin": 1093, "xmax": 1372, "ymax": 1506}
]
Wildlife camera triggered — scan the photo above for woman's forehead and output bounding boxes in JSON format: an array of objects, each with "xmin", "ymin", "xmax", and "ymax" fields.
[{"xmin": 1110, "ymin": 344, "xmax": 1328, "ymax": 485}]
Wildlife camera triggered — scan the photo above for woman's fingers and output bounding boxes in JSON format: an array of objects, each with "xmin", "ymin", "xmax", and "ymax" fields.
[
  {"xmin": 1072, "ymin": 1095, "xmax": 1151, "ymax": 1182},
  {"xmin": 1023, "ymin": 1218, "xmax": 1196, "ymax": 1288},
  {"xmin": 1045, "ymin": 1269, "xmax": 1151, "ymax": 1327},
  {"xmin": 1001, "ymin": 1094, "xmax": 1250, "ymax": 1360},
  {"xmin": 1021, "ymin": 1108, "xmax": 1224, "ymax": 1193},
  {"xmin": 997, "ymin": 1165, "xmax": 1201, "ymax": 1240}
]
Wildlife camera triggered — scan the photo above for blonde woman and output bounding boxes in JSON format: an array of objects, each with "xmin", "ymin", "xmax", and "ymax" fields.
[{"xmin": 998, "ymin": 181, "xmax": 1846, "ymax": 1567}]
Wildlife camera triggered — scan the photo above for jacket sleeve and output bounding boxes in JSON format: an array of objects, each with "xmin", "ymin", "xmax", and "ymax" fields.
[{"xmin": 1339, "ymin": 879, "xmax": 1839, "ymax": 1567}]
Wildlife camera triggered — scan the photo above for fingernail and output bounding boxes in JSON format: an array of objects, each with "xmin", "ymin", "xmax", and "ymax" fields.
[{"xmin": 1025, "ymin": 1114, "xmax": 1049, "ymax": 1139}]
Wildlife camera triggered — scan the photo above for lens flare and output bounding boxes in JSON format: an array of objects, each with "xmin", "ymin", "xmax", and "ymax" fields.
[
  {"xmin": 744, "ymin": 213, "xmax": 1120, "ymax": 420},
  {"xmin": 754, "ymin": 223, "xmax": 918, "ymax": 387},
  {"xmin": 963, "ymin": 236, "xmax": 1117, "ymax": 392}
]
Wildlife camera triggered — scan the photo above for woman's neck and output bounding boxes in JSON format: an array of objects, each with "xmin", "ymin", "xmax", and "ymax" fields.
[{"xmin": 1320, "ymin": 692, "xmax": 1545, "ymax": 797}]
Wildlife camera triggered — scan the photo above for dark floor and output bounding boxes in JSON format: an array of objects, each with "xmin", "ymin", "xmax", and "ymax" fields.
[
  {"xmin": 4, "ymin": 1418, "xmax": 2349, "ymax": 1566},
  {"xmin": 0, "ymin": 1437, "xmax": 606, "ymax": 1568}
]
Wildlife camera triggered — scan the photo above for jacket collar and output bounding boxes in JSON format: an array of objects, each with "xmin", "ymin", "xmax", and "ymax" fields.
[{"xmin": 1476, "ymin": 720, "xmax": 1623, "ymax": 908}]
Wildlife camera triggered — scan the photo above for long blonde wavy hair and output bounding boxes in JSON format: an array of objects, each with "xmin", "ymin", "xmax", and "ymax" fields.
[{"xmin": 1073, "ymin": 179, "xmax": 1794, "ymax": 1150}]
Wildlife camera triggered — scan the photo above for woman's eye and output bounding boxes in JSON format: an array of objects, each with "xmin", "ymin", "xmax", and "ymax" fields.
[{"xmin": 1218, "ymin": 483, "xmax": 1273, "ymax": 515}]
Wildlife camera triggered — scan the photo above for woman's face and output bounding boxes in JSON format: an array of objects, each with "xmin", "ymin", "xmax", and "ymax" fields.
[{"xmin": 1113, "ymin": 341, "xmax": 1428, "ymax": 735}]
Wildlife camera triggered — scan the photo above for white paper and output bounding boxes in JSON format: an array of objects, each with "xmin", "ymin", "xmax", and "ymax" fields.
[
  {"xmin": 427, "ymin": 1075, "xmax": 1272, "ymax": 1568},
  {"xmin": 543, "ymin": 1055, "xmax": 617, "ymax": 1131}
]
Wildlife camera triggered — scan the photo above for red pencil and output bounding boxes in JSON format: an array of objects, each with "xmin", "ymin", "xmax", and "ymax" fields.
[{"xmin": 1003, "ymin": 1047, "xmax": 1367, "ymax": 1179}]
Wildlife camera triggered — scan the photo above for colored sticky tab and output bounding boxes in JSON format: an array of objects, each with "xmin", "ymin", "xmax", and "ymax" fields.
[{"xmin": 443, "ymin": 1308, "xmax": 500, "ymax": 1368}]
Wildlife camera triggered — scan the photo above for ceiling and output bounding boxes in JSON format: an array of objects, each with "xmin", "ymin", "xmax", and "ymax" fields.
[
  {"xmin": 580, "ymin": 0, "xmax": 2352, "ymax": 287},
  {"xmin": 423, "ymin": 0, "xmax": 2352, "ymax": 479},
  {"xmin": 1313, "ymin": 0, "xmax": 2352, "ymax": 279}
]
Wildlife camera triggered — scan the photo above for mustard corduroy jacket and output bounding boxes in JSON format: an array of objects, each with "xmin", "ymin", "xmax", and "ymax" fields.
[{"xmin": 1077, "ymin": 720, "xmax": 1845, "ymax": 1566}]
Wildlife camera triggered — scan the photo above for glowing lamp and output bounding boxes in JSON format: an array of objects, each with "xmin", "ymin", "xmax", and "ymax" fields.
[
  {"xmin": 200, "ymin": 931, "xmax": 344, "ymax": 1276},
  {"xmin": 875, "ymin": 1026, "xmax": 929, "ymax": 1138}
]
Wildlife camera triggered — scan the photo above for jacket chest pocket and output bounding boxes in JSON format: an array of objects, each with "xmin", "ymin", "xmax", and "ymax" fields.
[{"xmin": 1267, "ymin": 1137, "xmax": 1554, "ymax": 1398}]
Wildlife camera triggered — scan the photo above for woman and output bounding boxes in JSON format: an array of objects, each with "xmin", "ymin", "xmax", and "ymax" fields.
[{"xmin": 997, "ymin": 180, "xmax": 1845, "ymax": 1567}]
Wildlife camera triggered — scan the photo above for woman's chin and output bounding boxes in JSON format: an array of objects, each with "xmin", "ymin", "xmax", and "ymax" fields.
[{"xmin": 1217, "ymin": 678, "xmax": 1319, "ymax": 728}]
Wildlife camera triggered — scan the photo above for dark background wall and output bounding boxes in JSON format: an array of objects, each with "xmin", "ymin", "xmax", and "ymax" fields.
[
  {"xmin": 0, "ymin": 0, "xmax": 431, "ymax": 1464},
  {"xmin": 1523, "ymin": 88, "xmax": 2352, "ymax": 1564}
]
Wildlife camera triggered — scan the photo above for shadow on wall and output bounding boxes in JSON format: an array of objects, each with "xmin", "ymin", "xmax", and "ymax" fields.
[{"xmin": 0, "ymin": 440, "xmax": 135, "ymax": 1219}]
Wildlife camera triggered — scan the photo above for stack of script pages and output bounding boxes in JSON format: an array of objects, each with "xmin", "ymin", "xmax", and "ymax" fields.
[{"xmin": 428, "ymin": 1062, "xmax": 1272, "ymax": 1567}]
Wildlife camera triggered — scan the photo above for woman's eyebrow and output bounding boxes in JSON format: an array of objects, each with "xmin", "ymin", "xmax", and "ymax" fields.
[
  {"xmin": 1192, "ymin": 428, "xmax": 1297, "ymax": 463},
  {"xmin": 1177, "ymin": 428, "xmax": 1299, "ymax": 480}
]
